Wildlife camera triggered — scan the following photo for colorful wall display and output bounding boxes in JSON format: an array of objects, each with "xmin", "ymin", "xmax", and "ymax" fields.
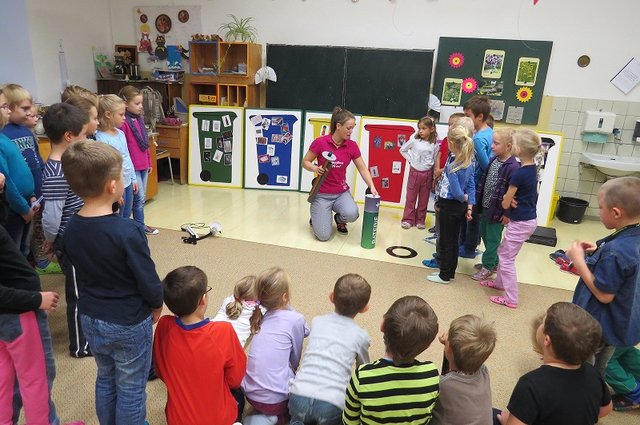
[
  {"xmin": 354, "ymin": 117, "xmax": 417, "ymax": 207},
  {"xmin": 299, "ymin": 111, "xmax": 360, "ymax": 194},
  {"xmin": 244, "ymin": 108, "xmax": 303, "ymax": 191},
  {"xmin": 433, "ymin": 37, "xmax": 552, "ymax": 125},
  {"xmin": 188, "ymin": 105, "xmax": 244, "ymax": 188}
]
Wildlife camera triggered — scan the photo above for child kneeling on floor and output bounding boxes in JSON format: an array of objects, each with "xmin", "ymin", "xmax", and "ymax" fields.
[
  {"xmin": 431, "ymin": 314, "xmax": 497, "ymax": 425},
  {"xmin": 154, "ymin": 266, "xmax": 247, "ymax": 425},
  {"xmin": 497, "ymin": 302, "xmax": 612, "ymax": 425}
]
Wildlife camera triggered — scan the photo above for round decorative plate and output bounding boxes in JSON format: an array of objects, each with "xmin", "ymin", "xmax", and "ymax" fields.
[
  {"xmin": 178, "ymin": 10, "xmax": 189, "ymax": 23},
  {"xmin": 139, "ymin": 14, "xmax": 148, "ymax": 24},
  {"xmin": 155, "ymin": 14, "xmax": 172, "ymax": 34},
  {"xmin": 577, "ymin": 55, "xmax": 591, "ymax": 68}
]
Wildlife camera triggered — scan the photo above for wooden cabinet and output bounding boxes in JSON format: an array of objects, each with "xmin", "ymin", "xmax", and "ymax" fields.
[
  {"xmin": 146, "ymin": 133, "xmax": 158, "ymax": 200},
  {"xmin": 156, "ymin": 124, "xmax": 188, "ymax": 184},
  {"xmin": 96, "ymin": 79, "xmax": 184, "ymax": 113},
  {"xmin": 187, "ymin": 41, "xmax": 262, "ymax": 107}
]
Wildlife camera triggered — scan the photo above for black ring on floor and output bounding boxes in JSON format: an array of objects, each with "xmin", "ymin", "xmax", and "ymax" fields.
[{"xmin": 386, "ymin": 245, "xmax": 418, "ymax": 259}]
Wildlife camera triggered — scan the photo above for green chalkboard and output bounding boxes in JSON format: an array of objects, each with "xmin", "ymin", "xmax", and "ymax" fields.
[
  {"xmin": 345, "ymin": 48, "xmax": 433, "ymax": 119},
  {"xmin": 266, "ymin": 44, "xmax": 433, "ymax": 119},
  {"xmin": 432, "ymin": 37, "xmax": 552, "ymax": 125},
  {"xmin": 266, "ymin": 45, "xmax": 345, "ymax": 112}
]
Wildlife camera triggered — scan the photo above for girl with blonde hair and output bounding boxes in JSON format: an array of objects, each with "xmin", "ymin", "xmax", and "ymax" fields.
[
  {"xmin": 213, "ymin": 275, "xmax": 265, "ymax": 347},
  {"xmin": 242, "ymin": 267, "xmax": 309, "ymax": 424},
  {"xmin": 95, "ymin": 94, "xmax": 137, "ymax": 217},
  {"xmin": 481, "ymin": 129, "xmax": 541, "ymax": 309},
  {"xmin": 427, "ymin": 124, "xmax": 476, "ymax": 284}
]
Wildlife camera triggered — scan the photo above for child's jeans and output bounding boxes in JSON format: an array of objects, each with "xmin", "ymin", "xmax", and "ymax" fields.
[
  {"xmin": 120, "ymin": 183, "xmax": 134, "ymax": 219},
  {"xmin": 5, "ymin": 209, "xmax": 32, "ymax": 257},
  {"xmin": 437, "ymin": 198, "xmax": 467, "ymax": 281},
  {"xmin": 132, "ymin": 170, "xmax": 148, "ymax": 225},
  {"xmin": 402, "ymin": 167, "xmax": 433, "ymax": 226},
  {"xmin": 80, "ymin": 314, "xmax": 152, "ymax": 425},
  {"xmin": 0, "ymin": 311, "xmax": 49, "ymax": 425},
  {"xmin": 494, "ymin": 218, "xmax": 538, "ymax": 305},
  {"xmin": 479, "ymin": 210, "xmax": 504, "ymax": 271},
  {"xmin": 12, "ymin": 310, "xmax": 60, "ymax": 425},
  {"xmin": 289, "ymin": 394, "xmax": 342, "ymax": 425}
]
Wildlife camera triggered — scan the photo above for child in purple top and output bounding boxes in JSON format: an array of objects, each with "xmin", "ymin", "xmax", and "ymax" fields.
[
  {"xmin": 481, "ymin": 129, "xmax": 540, "ymax": 309},
  {"xmin": 118, "ymin": 86, "xmax": 158, "ymax": 235},
  {"xmin": 302, "ymin": 107, "xmax": 377, "ymax": 241},
  {"xmin": 242, "ymin": 267, "xmax": 309, "ymax": 425}
]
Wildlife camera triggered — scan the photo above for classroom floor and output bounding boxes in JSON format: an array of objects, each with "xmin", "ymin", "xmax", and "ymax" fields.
[{"xmin": 145, "ymin": 181, "xmax": 609, "ymax": 292}]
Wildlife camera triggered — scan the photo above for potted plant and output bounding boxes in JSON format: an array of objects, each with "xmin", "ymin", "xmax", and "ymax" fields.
[{"xmin": 218, "ymin": 15, "xmax": 257, "ymax": 42}]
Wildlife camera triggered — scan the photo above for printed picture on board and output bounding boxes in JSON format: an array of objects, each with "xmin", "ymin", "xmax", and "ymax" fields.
[
  {"xmin": 478, "ymin": 80, "xmax": 503, "ymax": 97},
  {"xmin": 515, "ymin": 57, "xmax": 540, "ymax": 86},
  {"xmin": 442, "ymin": 78, "xmax": 463, "ymax": 105},
  {"xmin": 481, "ymin": 50, "xmax": 506, "ymax": 79}
]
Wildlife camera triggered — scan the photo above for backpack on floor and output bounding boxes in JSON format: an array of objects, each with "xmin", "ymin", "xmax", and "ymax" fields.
[{"xmin": 141, "ymin": 86, "xmax": 164, "ymax": 131}]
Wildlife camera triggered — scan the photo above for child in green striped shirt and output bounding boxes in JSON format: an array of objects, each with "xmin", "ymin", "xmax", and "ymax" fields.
[{"xmin": 343, "ymin": 295, "xmax": 440, "ymax": 425}]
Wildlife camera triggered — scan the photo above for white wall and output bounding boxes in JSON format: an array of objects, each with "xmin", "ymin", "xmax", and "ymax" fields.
[
  {"xmin": 16, "ymin": 0, "xmax": 640, "ymax": 103},
  {"xmin": 19, "ymin": 0, "xmax": 111, "ymax": 103},
  {"xmin": 0, "ymin": 0, "xmax": 38, "ymax": 97}
]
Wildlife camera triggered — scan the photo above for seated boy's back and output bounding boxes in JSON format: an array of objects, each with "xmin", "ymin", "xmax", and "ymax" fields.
[
  {"xmin": 289, "ymin": 274, "xmax": 371, "ymax": 422},
  {"xmin": 343, "ymin": 295, "xmax": 440, "ymax": 425},
  {"xmin": 154, "ymin": 266, "xmax": 246, "ymax": 425},
  {"xmin": 431, "ymin": 315, "xmax": 497, "ymax": 425}
]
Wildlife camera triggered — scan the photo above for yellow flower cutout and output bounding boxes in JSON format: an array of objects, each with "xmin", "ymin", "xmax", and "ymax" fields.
[{"xmin": 516, "ymin": 87, "xmax": 533, "ymax": 103}]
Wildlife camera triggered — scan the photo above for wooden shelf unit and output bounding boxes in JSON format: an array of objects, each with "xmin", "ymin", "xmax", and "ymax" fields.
[{"xmin": 187, "ymin": 42, "xmax": 262, "ymax": 107}]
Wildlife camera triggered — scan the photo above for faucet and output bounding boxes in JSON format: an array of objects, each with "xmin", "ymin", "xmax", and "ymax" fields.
[{"xmin": 612, "ymin": 128, "xmax": 623, "ymax": 155}]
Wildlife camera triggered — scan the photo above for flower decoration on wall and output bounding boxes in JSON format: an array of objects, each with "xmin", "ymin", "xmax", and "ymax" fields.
[
  {"xmin": 462, "ymin": 77, "xmax": 477, "ymax": 93},
  {"xmin": 516, "ymin": 87, "xmax": 533, "ymax": 103},
  {"xmin": 449, "ymin": 52, "xmax": 464, "ymax": 69}
]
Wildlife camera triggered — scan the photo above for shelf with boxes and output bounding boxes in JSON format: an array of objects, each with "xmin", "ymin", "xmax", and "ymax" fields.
[{"xmin": 187, "ymin": 41, "xmax": 262, "ymax": 107}]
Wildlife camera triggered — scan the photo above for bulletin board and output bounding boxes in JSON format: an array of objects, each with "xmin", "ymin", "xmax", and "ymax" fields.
[
  {"xmin": 432, "ymin": 37, "xmax": 553, "ymax": 125},
  {"xmin": 244, "ymin": 108, "xmax": 303, "ymax": 191},
  {"xmin": 536, "ymin": 132, "xmax": 563, "ymax": 227},
  {"xmin": 188, "ymin": 105, "xmax": 244, "ymax": 188},
  {"xmin": 354, "ymin": 117, "xmax": 418, "ymax": 207},
  {"xmin": 299, "ymin": 111, "xmax": 360, "ymax": 194}
]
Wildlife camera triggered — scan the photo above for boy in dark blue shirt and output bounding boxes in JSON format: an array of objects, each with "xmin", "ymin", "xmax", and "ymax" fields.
[
  {"xmin": 62, "ymin": 140, "xmax": 163, "ymax": 424},
  {"xmin": 568, "ymin": 176, "xmax": 640, "ymax": 382}
]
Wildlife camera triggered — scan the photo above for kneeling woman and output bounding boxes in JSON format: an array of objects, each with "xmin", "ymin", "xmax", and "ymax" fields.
[{"xmin": 302, "ymin": 107, "xmax": 378, "ymax": 241}]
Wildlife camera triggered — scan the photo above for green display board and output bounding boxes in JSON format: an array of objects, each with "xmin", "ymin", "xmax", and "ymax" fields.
[{"xmin": 432, "ymin": 37, "xmax": 553, "ymax": 125}]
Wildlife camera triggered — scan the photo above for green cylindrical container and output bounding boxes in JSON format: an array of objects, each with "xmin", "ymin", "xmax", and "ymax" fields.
[{"xmin": 361, "ymin": 194, "xmax": 381, "ymax": 249}]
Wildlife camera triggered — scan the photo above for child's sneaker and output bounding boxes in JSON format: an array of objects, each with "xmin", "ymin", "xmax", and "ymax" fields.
[
  {"xmin": 427, "ymin": 226, "xmax": 436, "ymax": 233},
  {"xmin": 612, "ymin": 393, "xmax": 640, "ymax": 411},
  {"xmin": 416, "ymin": 223, "xmax": 426, "ymax": 230},
  {"xmin": 35, "ymin": 260, "xmax": 63, "ymax": 275},
  {"xmin": 472, "ymin": 267, "xmax": 494, "ymax": 281},
  {"xmin": 489, "ymin": 295, "xmax": 517, "ymax": 309},
  {"xmin": 144, "ymin": 225, "xmax": 159, "ymax": 235},
  {"xmin": 422, "ymin": 258, "xmax": 440, "ymax": 269},
  {"xmin": 401, "ymin": 221, "xmax": 412, "ymax": 229},
  {"xmin": 459, "ymin": 247, "xmax": 480, "ymax": 259}
]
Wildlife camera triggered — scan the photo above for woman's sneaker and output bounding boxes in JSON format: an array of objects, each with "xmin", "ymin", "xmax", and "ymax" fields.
[
  {"xmin": 401, "ymin": 221, "xmax": 412, "ymax": 229},
  {"xmin": 144, "ymin": 225, "xmax": 159, "ymax": 235},
  {"xmin": 335, "ymin": 214, "xmax": 348, "ymax": 234}
]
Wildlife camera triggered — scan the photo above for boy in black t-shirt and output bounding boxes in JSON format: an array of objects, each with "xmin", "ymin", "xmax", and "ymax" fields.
[{"xmin": 497, "ymin": 302, "xmax": 612, "ymax": 425}]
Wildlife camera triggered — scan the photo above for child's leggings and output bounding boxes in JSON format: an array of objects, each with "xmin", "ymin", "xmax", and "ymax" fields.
[
  {"xmin": 494, "ymin": 218, "xmax": 537, "ymax": 305},
  {"xmin": 0, "ymin": 311, "xmax": 49, "ymax": 425}
]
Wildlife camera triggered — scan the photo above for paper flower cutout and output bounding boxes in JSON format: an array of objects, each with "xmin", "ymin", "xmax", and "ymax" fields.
[
  {"xmin": 516, "ymin": 87, "xmax": 533, "ymax": 103},
  {"xmin": 462, "ymin": 78, "xmax": 477, "ymax": 93},
  {"xmin": 449, "ymin": 52, "xmax": 464, "ymax": 69}
]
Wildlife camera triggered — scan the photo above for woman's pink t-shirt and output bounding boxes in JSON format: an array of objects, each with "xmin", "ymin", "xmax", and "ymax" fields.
[{"xmin": 309, "ymin": 135, "xmax": 361, "ymax": 194}]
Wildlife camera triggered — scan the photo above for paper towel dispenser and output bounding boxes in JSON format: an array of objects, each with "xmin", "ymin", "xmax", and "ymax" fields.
[{"xmin": 583, "ymin": 111, "xmax": 616, "ymax": 134}]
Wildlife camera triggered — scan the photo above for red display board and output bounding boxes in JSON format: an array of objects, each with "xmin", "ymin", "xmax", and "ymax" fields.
[{"xmin": 363, "ymin": 124, "xmax": 415, "ymax": 203}]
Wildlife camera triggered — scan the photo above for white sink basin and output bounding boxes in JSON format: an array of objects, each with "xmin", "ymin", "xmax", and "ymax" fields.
[{"xmin": 580, "ymin": 152, "xmax": 640, "ymax": 177}]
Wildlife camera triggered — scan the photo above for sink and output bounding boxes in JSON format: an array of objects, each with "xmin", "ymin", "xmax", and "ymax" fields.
[{"xmin": 580, "ymin": 152, "xmax": 640, "ymax": 177}]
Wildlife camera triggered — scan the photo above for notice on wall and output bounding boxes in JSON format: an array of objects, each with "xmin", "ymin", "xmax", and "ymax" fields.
[{"xmin": 611, "ymin": 58, "xmax": 640, "ymax": 95}]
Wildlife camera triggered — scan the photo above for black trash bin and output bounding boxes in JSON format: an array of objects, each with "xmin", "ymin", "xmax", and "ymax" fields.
[{"xmin": 556, "ymin": 197, "xmax": 589, "ymax": 224}]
